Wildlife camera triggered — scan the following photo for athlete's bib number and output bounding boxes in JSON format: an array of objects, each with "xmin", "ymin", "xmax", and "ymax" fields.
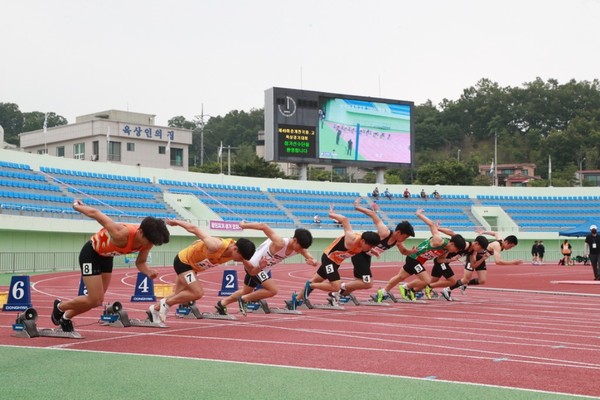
[
  {"xmin": 325, "ymin": 264, "xmax": 335, "ymax": 274},
  {"xmin": 82, "ymin": 263, "xmax": 93, "ymax": 276},
  {"xmin": 465, "ymin": 262, "xmax": 473, "ymax": 271},
  {"xmin": 184, "ymin": 272, "xmax": 197, "ymax": 284},
  {"xmin": 362, "ymin": 275, "xmax": 371, "ymax": 283},
  {"xmin": 256, "ymin": 270, "xmax": 270, "ymax": 282},
  {"xmin": 414, "ymin": 264, "xmax": 424, "ymax": 273}
]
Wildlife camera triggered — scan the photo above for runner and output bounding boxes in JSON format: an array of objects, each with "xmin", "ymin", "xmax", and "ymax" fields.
[
  {"xmin": 147, "ymin": 219, "xmax": 255, "ymax": 322},
  {"xmin": 215, "ymin": 221, "xmax": 317, "ymax": 316},
  {"xmin": 51, "ymin": 199, "xmax": 170, "ymax": 332}
]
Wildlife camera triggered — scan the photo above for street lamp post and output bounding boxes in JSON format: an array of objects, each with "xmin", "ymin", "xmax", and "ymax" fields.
[
  {"xmin": 457, "ymin": 149, "xmax": 461, "ymax": 163},
  {"xmin": 579, "ymin": 157, "xmax": 586, "ymax": 187},
  {"xmin": 195, "ymin": 105, "xmax": 213, "ymax": 167}
]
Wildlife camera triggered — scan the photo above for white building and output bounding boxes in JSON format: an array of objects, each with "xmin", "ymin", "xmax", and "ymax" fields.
[{"xmin": 19, "ymin": 110, "xmax": 193, "ymax": 170}]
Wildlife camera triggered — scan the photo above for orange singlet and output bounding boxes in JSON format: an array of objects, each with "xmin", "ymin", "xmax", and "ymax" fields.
[
  {"xmin": 323, "ymin": 234, "xmax": 364, "ymax": 265},
  {"xmin": 90, "ymin": 224, "xmax": 150, "ymax": 257}
]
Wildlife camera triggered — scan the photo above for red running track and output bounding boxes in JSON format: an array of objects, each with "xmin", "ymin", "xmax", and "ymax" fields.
[{"xmin": 1, "ymin": 262, "xmax": 599, "ymax": 397}]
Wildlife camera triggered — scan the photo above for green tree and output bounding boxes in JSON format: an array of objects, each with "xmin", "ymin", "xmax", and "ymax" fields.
[
  {"xmin": 415, "ymin": 159, "xmax": 476, "ymax": 185},
  {"xmin": 0, "ymin": 103, "xmax": 24, "ymax": 144},
  {"xmin": 233, "ymin": 156, "xmax": 286, "ymax": 178},
  {"xmin": 22, "ymin": 111, "xmax": 67, "ymax": 132},
  {"xmin": 168, "ymin": 116, "xmax": 196, "ymax": 130}
]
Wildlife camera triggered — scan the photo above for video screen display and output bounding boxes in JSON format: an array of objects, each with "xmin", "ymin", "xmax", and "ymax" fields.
[
  {"xmin": 276, "ymin": 124, "xmax": 317, "ymax": 159},
  {"xmin": 264, "ymin": 87, "xmax": 414, "ymax": 168},
  {"xmin": 317, "ymin": 97, "xmax": 412, "ymax": 164}
]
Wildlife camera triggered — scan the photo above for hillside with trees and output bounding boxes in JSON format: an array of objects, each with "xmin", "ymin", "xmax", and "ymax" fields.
[{"xmin": 2, "ymin": 77, "xmax": 600, "ymax": 185}]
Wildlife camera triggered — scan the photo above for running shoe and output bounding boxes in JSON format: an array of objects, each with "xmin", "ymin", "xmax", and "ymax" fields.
[
  {"xmin": 158, "ymin": 298, "xmax": 169, "ymax": 322},
  {"xmin": 441, "ymin": 287, "xmax": 453, "ymax": 301},
  {"xmin": 407, "ymin": 288, "xmax": 416, "ymax": 301},
  {"xmin": 460, "ymin": 285, "xmax": 467, "ymax": 295},
  {"xmin": 424, "ymin": 286, "xmax": 432, "ymax": 300},
  {"xmin": 376, "ymin": 288, "xmax": 388, "ymax": 303},
  {"xmin": 214, "ymin": 301, "xmax": 228, "ymax": 315},
  {"xmin": 51, "ymin": 299, "xmax": 64, "ymax": 326},
  {"xmin": 237, "ymin": 297, "xmax": 248, "ymax": 317},
  {"xmin": 148, "ymin": 304, "xmax": 161, "ymax": 322},
  {"xmin": 327, "ymin": 292, "xmax": 340, "ymax": 307},
  {"xmin": 430, "ymin": 289, "xmax": 439, "ymax": 299},
  {"xmin": 303, "ymin": 280, "xmax": 313, "ymax": 299},
  {"xmin": 59, "ymin": 317, "xmax": 74, "ymax": 332},
  {"xmin": 399, "ymin": 285, "xmax": 412, "ymax": 301}
]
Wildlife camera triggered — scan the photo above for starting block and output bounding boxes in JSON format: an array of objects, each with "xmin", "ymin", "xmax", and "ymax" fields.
[
  {"xmin": 345, "ymin": 293, "xmax": 390, "ymax": 307},
  {"xmin": 247, "ymin": 299, "xmax": 302, "ymax": 315},
  {"xmin": 12, "ymin": 308, "xmax": 84, "ymax": 339},
  {"xmin": 303, "ymin": 297, "xmax": 345, "ymax": 310},
  {"xmin": 370, "ymin": 291, "xmax": 428, "ymax": 304},
  {"xmin": 100, "ymin": 301, "xmax": 168, "ymax": 328},
  {"xmin": 175, "ymin": 301, "xmax": 237, "ymax": 321}
]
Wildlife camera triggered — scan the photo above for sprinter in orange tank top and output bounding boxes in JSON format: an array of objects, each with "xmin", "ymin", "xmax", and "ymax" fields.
[
  {"xmin": 51, "ymin": 199, "xmax": 170, "ymax": 332},
  {"xmin": 292, "ymin": 205, "xmax": 380, "ymax": 308}
]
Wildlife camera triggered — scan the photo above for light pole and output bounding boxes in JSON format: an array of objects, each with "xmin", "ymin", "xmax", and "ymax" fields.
[
  {"xmin": 579, "ymin": 157, "xmax": 586, "ymax": 187},
  {"xmin": 457, "ymin": 149, "xmax": 461, "ymax": 163},
  {"xmin": 195, "ymin": 105, "xmax": 213, "ymax": 167}
]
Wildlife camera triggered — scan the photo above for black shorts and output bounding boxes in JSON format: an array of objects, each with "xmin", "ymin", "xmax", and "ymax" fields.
[
  {"xmin": 351, "ymin": 252, "xmax": 373, "ymax": 283},
  {"xmin": 316, "ymin": 253, "xmax": 341, "ymax": 281},
  {"xmin": 173, "ymin": 254, "xmax": 194, "ymax": 275},
  {"xmin": 465, "ymin": 260, "xmax": 487, "ymax": 272},
  {"xmin": 79, "ymin": 240, "xmax": 113, "ymax": 276},
  {"xmin": 431, "ymin": 261, "xmax": 455, "ymax": 279},
  {"xmin": 403, "ymin": 257, "xmax": 427, "ymax": 275},
  {"xmin": 243, "ymin": 269, "xmax": 271, "ymax": 288}
]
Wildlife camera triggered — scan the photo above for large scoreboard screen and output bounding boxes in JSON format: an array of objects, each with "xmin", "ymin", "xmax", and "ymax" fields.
[{"xmin": 264, "ymin": 87, "xmax": 414, "ymax": 168}]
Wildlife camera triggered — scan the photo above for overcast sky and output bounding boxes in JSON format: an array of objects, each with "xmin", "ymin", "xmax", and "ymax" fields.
[{"xmin": 2, "ymin": 0, "xmax": 599, "ymax": 126}]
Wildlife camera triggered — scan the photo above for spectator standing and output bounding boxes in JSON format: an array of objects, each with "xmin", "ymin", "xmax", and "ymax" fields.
[
  {"xmin": 370, "ymin": 200, "xmax": 379, "ymax": 212},
  {"xmin": 584, "ymin": 224, "xmax": 600, "ymax": 280},
  {"xmin": 531, "ymin": 241, "xmax": 539, "ymax": 264},
  {"xmin": 537, "ymin": 241, "xmax": 545, "ymax": 265}
]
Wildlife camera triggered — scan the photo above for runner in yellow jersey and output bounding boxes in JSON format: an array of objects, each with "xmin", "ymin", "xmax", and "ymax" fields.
[{"xmin": 148, "ymin": 219, "xmax": 255, "ymax": 322}]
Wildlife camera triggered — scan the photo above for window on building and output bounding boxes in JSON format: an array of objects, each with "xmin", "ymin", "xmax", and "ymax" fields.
[
  {"xmin": 74, "ymin": 143, "xmax": 85, "ymax": 160},
  {"xmin": 158, "ymin": 146, "xmax": 166, "ymax": 155},
  {"xmin": 170, "ymin": 148, "xmax": 183, "ymax": 167},
  {"xmin": 92, "ymin": 141, "xmax": 99, "ymax": 160},
  {"xmin": 56, "ymin": 147, "xmax": 65, "ymax": 157},
  {"xmin": 37, "ymin": 149, "xmax": 48, "ymax": 155},
  {"xmin": 127, "ymin": 143, "xmax": 135, "ymax": 152},
  {"xmin": 108, "ymin": 141, "xmax": 121, "ymax": 162}
]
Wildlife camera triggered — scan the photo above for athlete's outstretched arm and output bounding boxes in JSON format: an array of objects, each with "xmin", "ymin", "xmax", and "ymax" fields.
[
  {"xmin": 354, "ymin": 197, "xmax": 389, "ymax": 238},
  {"xmin": 329, "ymin": 206, "xmax": 359, "ymax": 248},
  {"xmin": 166, "ymin": 219, "xmax": 223, "ymax": 251},
  {"xmin": 72, "ymin": 199, "xmax": 129, "ymax": 245},
  {"xmin": 239, "ymin": 221, "xmax": 285, "ymax": 251}
]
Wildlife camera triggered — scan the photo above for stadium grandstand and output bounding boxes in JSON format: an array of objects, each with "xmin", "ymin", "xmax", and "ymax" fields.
[{"xmin": 0, "ymin": 148, "xmax": 596, "ymax": 274}]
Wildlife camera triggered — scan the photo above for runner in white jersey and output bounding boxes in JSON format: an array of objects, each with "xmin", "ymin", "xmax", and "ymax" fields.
[{"xmin": 216, "ymin": 221, "xmax": 317, "ymax": 316}]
